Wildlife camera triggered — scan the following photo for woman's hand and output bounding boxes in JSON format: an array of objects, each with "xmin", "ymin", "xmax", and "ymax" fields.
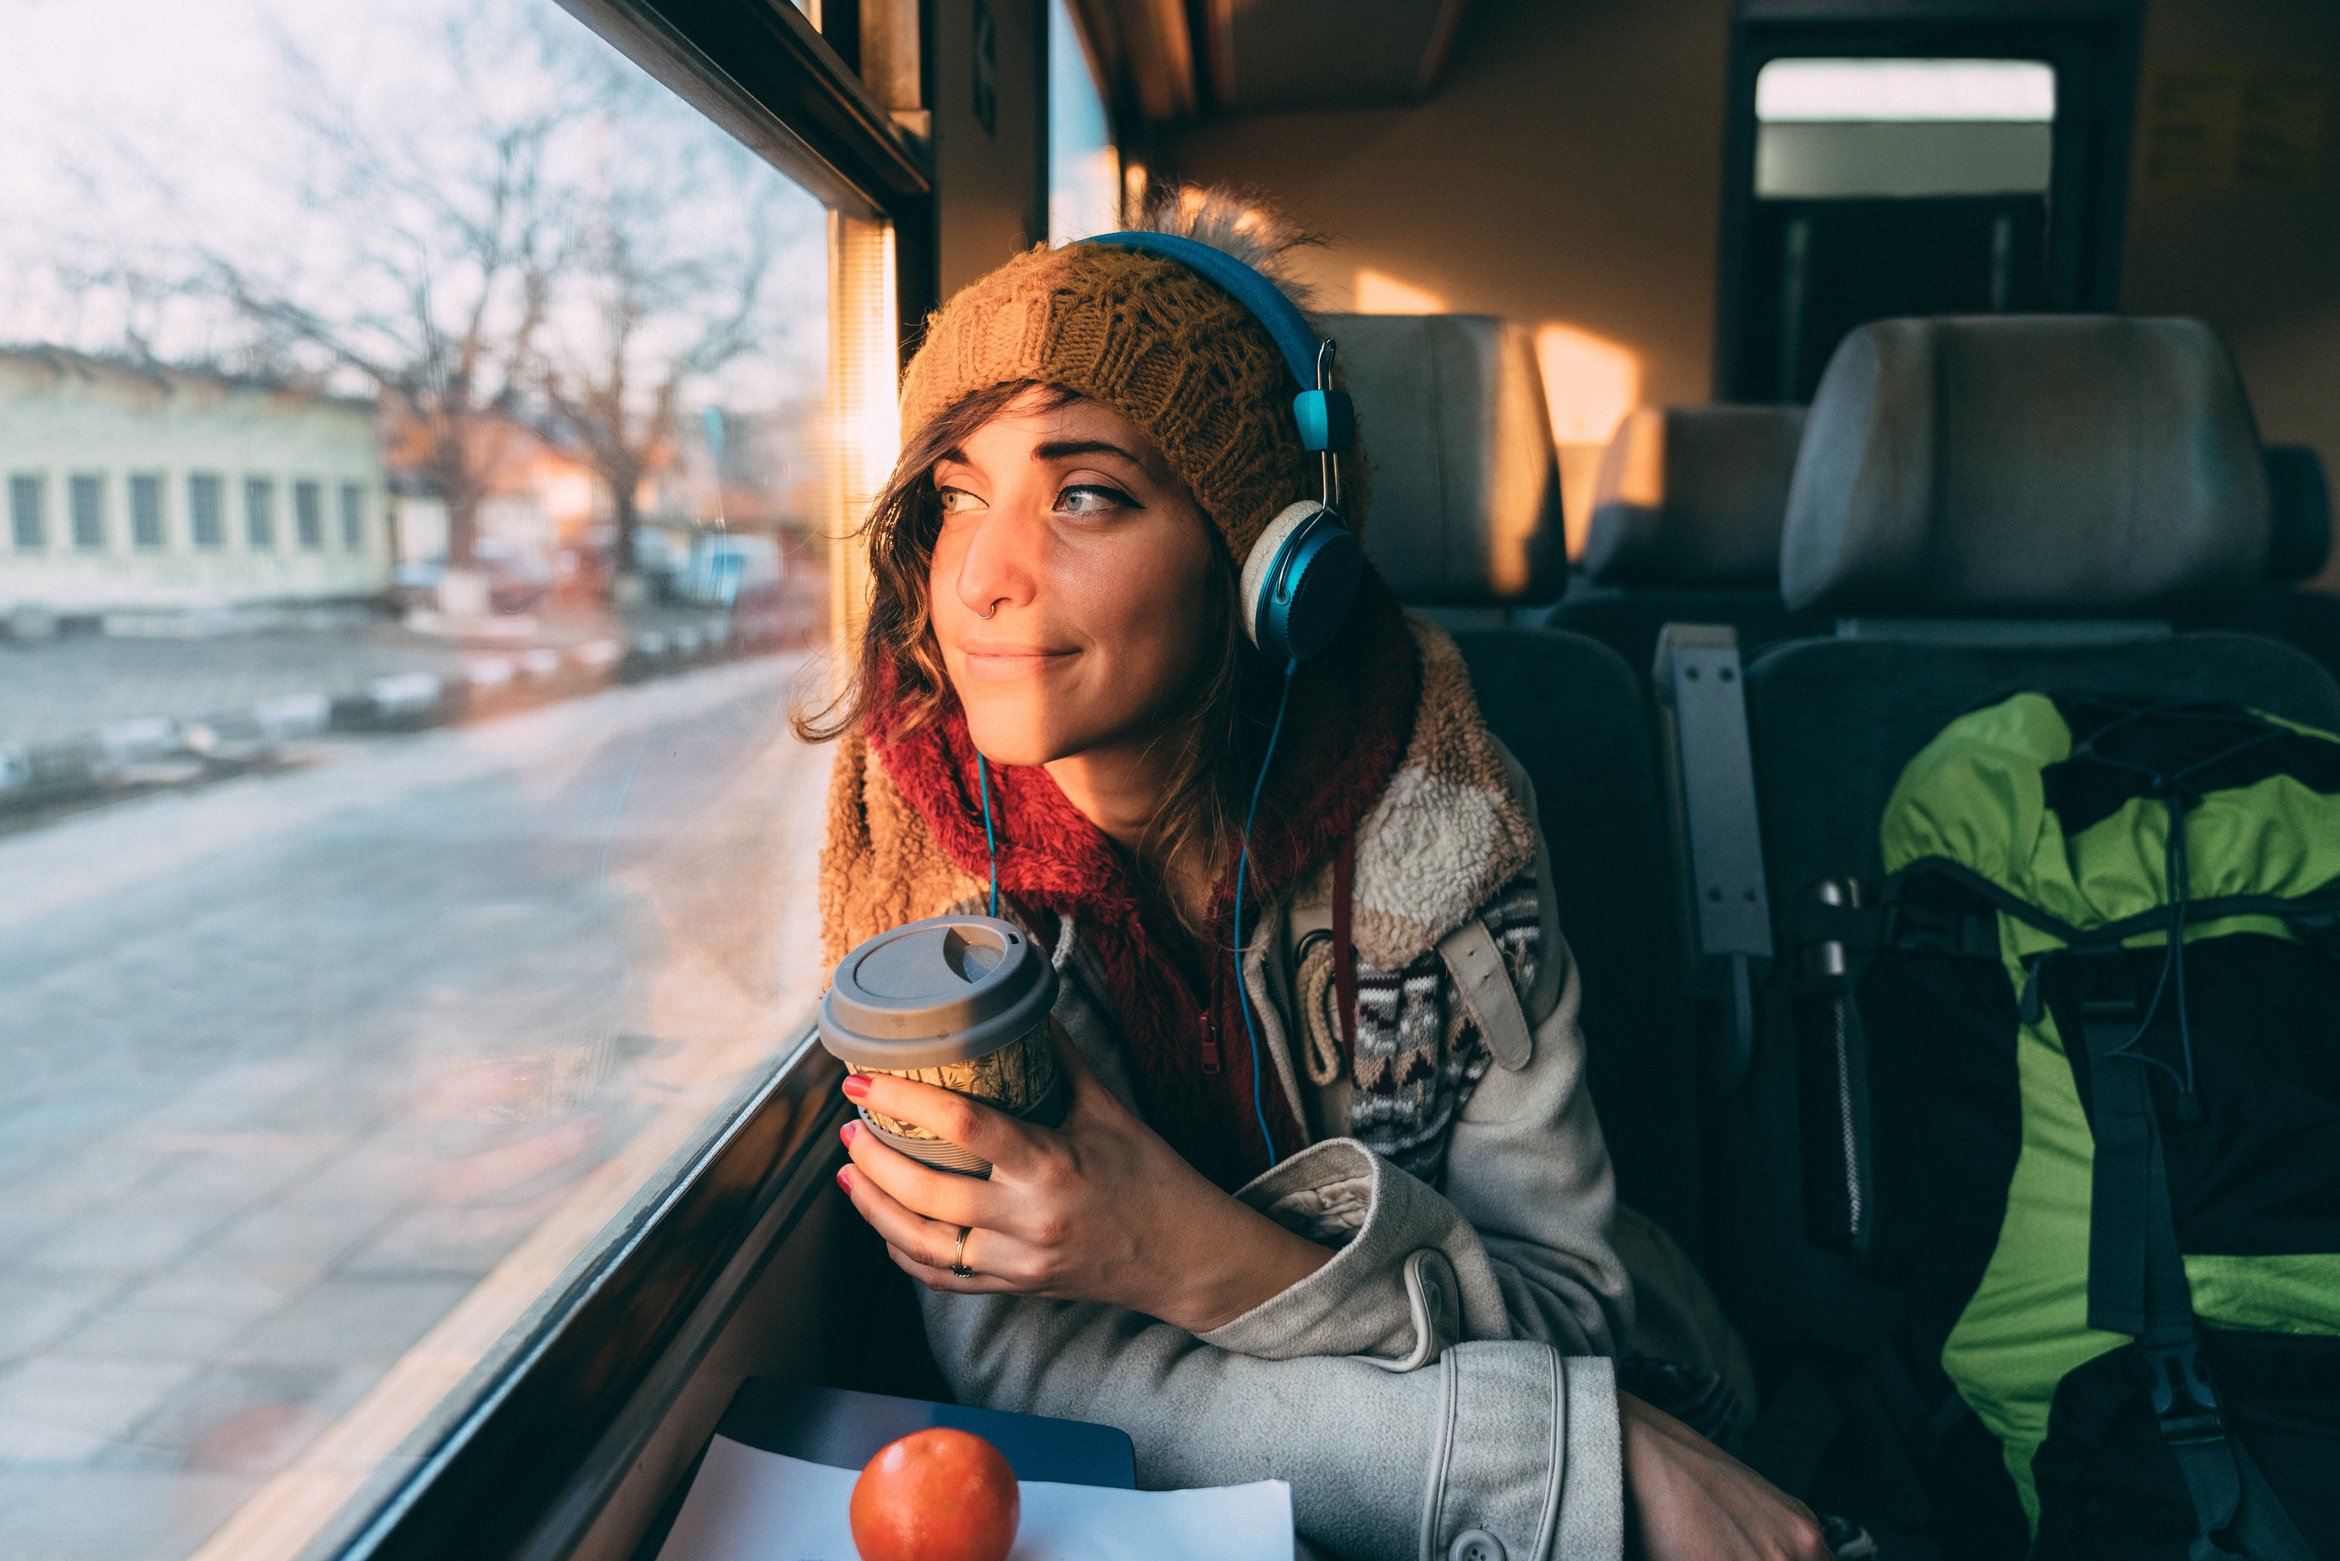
[
  {"xmin": 1621, "ymin": 1393, "xmax": 1831, "ymax": 1561},
  {"xmin": 836, "ymin": 1035, "xmax": 1329, "ymax": 1334}
]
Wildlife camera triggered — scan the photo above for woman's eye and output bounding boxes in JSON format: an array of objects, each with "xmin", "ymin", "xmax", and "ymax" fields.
[
  {"xmin": 1055, "ymin": 484, "xmax": 1134, "ymax": 517},
  {"xmin": 936, "ymin": 485, "xmax": 986, "ymax": 515}
]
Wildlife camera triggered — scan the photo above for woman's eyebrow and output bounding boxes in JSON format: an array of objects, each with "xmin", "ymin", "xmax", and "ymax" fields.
[{"xmin": 1033, "ymin": 437, "xmax": 1146, "ymax": 468}]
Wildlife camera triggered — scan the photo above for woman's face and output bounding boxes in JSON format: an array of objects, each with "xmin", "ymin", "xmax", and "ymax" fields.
[{"xmin": 928, "ymin": 388, "xmax": 1219, "ymax": 767}]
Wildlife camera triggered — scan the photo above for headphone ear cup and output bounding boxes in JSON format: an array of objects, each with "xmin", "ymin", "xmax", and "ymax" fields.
[{"xmin": 1241, "ymin": 500, "xmax": 1363, "ymax": 663}]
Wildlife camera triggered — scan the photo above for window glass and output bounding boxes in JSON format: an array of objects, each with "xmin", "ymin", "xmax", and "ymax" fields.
[
  {"xmin": 12, "ymin": 473, "xmax": 46, "ymax": 550},
  {"xmin": 70, "ymin": 473, "xmax": 106, "ymax": 551},
  {"xmin": 294, "ymin": 479, "xmax": 324, "ymax": 550},
  {"xmin": 1048, "ymin": 0, "xmax": 1121, "ymax": 244},
  {"xmin": 244, "ymin": 475, "xmax": 277, "ymax": 549},
  {"xmin": 131, "ymin": 473, "xmax": 166, "ymax": 551},
  {"xmin": 337, "ymin": 481, "xmax": 364, "ymax": 552},
  {"xmin": 1754, "ymin": 57, "xmax": 2055, "ymax": 199},
  {"xmin": 0, "ymin": 4, "xmax": 845, "ymax": 1559},
  {"xmin": 189, "ymin": 472, "xmax": 226, "ymax": 549}
]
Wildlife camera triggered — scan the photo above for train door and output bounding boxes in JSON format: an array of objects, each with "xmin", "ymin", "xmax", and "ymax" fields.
[{"xmin": 1717, "ymin": 3, "xmax": 2144, "ymax": 400}]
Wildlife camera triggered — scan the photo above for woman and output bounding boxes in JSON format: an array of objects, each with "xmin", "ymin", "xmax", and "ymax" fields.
[{"xmin": 808, "ymin": 197, "xmax": 1826, "ymax": 1561}]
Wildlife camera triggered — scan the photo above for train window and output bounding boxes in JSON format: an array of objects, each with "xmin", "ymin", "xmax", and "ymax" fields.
[
  {"xmin": 1049, "ymin": 0, "xmax": 1122, "ymax": 244},
  {"xmin": 0, "ymin": 3, "xmax": 848, "ymax": 1558}
]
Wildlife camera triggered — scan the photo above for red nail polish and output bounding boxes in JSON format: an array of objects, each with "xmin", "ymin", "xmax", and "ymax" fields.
[
  {"xmin": 841, "ymin": 1074, "xmax": 871, "ymax": 1100},
  {"xmin": 840, "ymin": 1120, "xmax": 860, "ymax": 1147},
  {"xmin": 836, "ymin": 1167, "xmax": 853, "ymax": 1194}
]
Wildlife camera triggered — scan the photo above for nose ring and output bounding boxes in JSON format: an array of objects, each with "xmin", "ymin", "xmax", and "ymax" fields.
[{"xmin": 977, "ymin": 600, "xmax": 1000, "ymax": 620}]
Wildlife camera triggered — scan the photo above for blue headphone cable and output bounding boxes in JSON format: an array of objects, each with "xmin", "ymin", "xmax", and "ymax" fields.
[
  {"xmin": 976, "ymin": 750, "xmax": 1001, "ymax": 917},
  {"xmin": 1233, "ymin": 657, "xmax": 1301, "ymax": 1170},
  {"xmin": 974, "ymin": 658, "xmax": 1297, "ymax": 1171}
]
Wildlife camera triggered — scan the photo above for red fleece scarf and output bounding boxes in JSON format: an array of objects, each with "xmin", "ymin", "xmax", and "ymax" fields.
[{"xmin": 872, "ymin": 577, "xmax": 1422, "ymax": 1189}]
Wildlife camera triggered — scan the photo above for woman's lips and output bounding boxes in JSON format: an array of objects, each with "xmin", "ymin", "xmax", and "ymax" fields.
[{"xmin": 957, "ymin": 643, "xmax": 1078, "ymax": 679}]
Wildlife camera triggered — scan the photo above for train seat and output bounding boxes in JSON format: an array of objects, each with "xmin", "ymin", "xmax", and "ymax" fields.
[
  {"xmin": 2190, "ymin": 442, "xmax": 2340, "ymax": 684},
  {"xmin": 1323, "ymin": 311, "xmax": 1570, "ymax": 615},
  {"xmin": 1547, "ymin": 403, "xmax": 1825, "ymax": 680},
  {"xmin": 1336, "ymin": 310, "xmax": 1704, "ymax": 1255},
  {"xmin": 1670, "ymin": 314, "xmax": 2340, "ymax": 1549}
]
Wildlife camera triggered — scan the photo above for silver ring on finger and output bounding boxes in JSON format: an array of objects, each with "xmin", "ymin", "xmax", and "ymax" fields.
[{"xmin": 950, "ymin": 1224, "xmax": 976, "ymax": 1278}]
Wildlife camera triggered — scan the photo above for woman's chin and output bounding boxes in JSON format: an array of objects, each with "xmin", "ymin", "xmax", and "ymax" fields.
[{"xmin": 958, "ymin": 719, "xmax": 1065, "ymax": 768}]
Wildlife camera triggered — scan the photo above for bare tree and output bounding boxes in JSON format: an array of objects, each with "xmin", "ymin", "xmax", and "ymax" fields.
[
  {"xmin": 526, "ymin": 82, "xmax": 782, "ymax": 587},
  {"xmin": 187, "ymin": 13, "xmax": 574, "ymax": 576},
  {"xmin": 65, "ymin": 7, "xmax": 811, "ymax": 603}
]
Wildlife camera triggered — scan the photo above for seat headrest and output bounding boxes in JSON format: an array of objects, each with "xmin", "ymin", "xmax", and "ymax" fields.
[
  {"xmin": 1781, "ymin": 316, "xmax": 2270, "ymax": 616},
  {"xmin": 2264, "ymin": 444, "xmax": 2331, "ymax": 584},
  {"xmin": 1581, "ymin": 404, "xmax": 1807, "ymax": 588},
  {"xmin": 1324, "ymin": 313, "xmax": 1565, "ymax": 604}
]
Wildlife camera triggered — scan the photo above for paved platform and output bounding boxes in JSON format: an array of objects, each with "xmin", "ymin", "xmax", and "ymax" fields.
[{"xmin": 0, "ymin": 653, "xmax": 836, "ymax": 1561}]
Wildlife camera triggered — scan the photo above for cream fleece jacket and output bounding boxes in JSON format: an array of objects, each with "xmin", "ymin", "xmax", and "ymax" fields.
[{"xmin": 916, "ymin": 740, "xmax": 1633, "ymax": 1561}]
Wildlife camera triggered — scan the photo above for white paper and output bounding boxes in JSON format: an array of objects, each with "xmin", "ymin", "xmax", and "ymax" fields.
[{"xmin": 660, "ymin": 1435, "xmax": 1294, "ymax": 1561}]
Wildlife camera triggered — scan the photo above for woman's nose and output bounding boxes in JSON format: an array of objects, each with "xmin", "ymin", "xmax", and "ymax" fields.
[{"xmin": 953, "ymin": 506, "xmax": 1041, "ymax": 620}]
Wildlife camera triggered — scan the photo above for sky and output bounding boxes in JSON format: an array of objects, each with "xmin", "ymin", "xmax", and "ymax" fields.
[{"xmin": 0, "ymin": 0, "xmax": 828, "ymax": 409}]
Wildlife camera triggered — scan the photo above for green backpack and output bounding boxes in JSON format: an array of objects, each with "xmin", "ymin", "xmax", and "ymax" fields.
[{"xmin": 1836, "ymin": 692, "xmax": 2340, "ymax": 1560}]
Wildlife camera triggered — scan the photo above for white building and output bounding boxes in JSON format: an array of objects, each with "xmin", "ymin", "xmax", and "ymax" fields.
[{"xmin": 0, "ymin": 347, "xmax": 389, "ymax": 615}]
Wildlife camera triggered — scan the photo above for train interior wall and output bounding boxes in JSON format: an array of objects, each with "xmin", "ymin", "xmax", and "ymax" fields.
[{"xmin": 1150, "ymin": 0, "xmax": 2340, "ymax": 587}]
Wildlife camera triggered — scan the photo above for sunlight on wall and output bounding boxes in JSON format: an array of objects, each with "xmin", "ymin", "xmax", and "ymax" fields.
[
  {"xmin": 829, "ymin": 214, "xmax": 899, "ymax": 659},
  {"xmin": 1352, "ymin": 268, "xmax": 1449, "ymax": 314},
  {"xmin": 1534, "ymin": 323, "xmax": 1642, "ymax": 556}
]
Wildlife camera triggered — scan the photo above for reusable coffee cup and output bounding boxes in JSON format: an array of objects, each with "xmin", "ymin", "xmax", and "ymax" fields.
[{"xmin": 818, "ymin": 915, "xmax": 1064, "ymax": 1176}]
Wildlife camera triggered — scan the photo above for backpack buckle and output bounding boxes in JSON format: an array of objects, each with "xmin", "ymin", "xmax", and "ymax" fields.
[{"xmin": 2143, "ymin": 1338, "xmax": 2225, "ymax": 1447}]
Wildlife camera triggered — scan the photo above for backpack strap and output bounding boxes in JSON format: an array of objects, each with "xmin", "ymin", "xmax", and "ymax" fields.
[
  {"xmin": 2066, "ymin": 952, "xmax": 2316, "ymax": 1561},
  {"xmin": 1438, "ymin": 917, "xmax": 1533, "ymax": 1072}
]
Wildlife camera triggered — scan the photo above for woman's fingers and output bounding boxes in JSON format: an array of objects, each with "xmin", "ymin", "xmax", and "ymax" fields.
[
  {"xmin": 847, "ymin": 1072, "xmax": 1040, "ymax": 1172},
  {"xmin": 837, "ymin": 1157, "xmax": 985, "ymax": 1274},
  {"xmin": 840, "ymin": 1119, "xmax": 994, "ymax": 1229},
  {"xmin": 1620, "ymin": 1393, "xmax": 1831, "ymax": 1561},
  {"xmin": 883, "ymin": 1241, "xmax": 1020, "ymax": 1295}
]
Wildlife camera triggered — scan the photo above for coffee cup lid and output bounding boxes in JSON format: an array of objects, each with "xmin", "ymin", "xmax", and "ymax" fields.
[{"xmin": 818, "ymin": 915, "xmax": 1059, "ymax": 1069}]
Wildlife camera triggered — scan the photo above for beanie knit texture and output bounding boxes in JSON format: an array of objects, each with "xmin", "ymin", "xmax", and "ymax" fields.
[{"xmin": 900, "ymin": 243, "xmax": 1362, "ymax": 563}]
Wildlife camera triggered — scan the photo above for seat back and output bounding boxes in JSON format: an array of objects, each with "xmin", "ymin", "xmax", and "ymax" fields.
[
  {"xmin": 1324, "ymin": 312, "xmax": 1566, "ymax": 607},
  {"xmin": 1333, "ymin": 312, "xmax": 1702, "ymax": 1251},
  {"xmin": 1453, "ymin": 627, "xmax": 1702, "ymax": 1255},
  {"xmin": 2191, "ymin": 443, "xmax": 2340, "ymax": 689},
  {"xmin": 1550, "ymin": 404, "xmax": 1823, "ymax": 678}
]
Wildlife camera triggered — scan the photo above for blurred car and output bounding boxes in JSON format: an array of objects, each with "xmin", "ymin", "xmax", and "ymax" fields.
[
  {"xmin": 674, "ymin": 533, "xmax": 784, "ymax": 609},
  {"xmin": 383, "ymin": 542, "xmax": 553, "ymax": 614}
]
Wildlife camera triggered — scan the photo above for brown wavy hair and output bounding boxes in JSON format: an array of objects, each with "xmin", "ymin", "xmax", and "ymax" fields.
[{"xmin": 795, "ymin": 380, "xmax": 1279, "ymax": 938}]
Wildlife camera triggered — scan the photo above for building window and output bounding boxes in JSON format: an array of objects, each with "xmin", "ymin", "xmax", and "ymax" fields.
[
  {"xmin": 295, "ymin": 478, "xmax": 325, "ymax": 549},
  {"xmin": 339, "ymin": 480, "xmax": 366, "ymax": 551},
  {"xmin": 131, "ymin": 472, "xmax": 167, "ymax": 549},
  {"xmin": 245, "ymin": 475, "xmax": 276, "ymax": 548},
  {"xmin": 9, "ymin": 472, "xmax": 44, "ymax": 550},
  {"xmin": 69, "ymin": 472, "xmax": 107, "ymax": 550},
  {"xmin": 189, "ymin": 472, "xmax": 225, "ymax": 548}
]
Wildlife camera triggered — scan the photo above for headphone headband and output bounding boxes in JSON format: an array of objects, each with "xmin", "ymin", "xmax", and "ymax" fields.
[{"xmin": 1079, "ymin": 230, "xmax": 1354, "ymax": 456}]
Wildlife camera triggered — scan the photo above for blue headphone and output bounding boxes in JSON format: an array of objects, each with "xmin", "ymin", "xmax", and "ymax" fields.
[
  {"xmin": 1082, "ymin": 230, "xmax": 1365, "ymax": 663},
  {"xmin": 975, "ymin": 231, "xmax": 1365, "ymax": 1171}
]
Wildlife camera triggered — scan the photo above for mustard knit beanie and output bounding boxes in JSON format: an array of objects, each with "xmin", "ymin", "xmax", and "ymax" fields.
[{"xmin": 899, "ymin": 237, "xmax": 1364, "ymax": 566}]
